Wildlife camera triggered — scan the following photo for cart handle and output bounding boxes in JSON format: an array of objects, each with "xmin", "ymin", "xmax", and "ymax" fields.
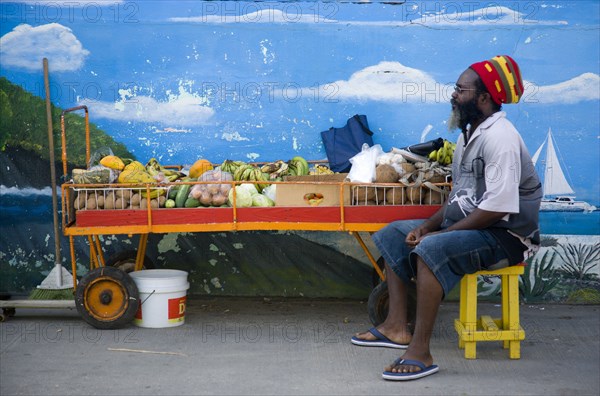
[{"xmin": 60, "ymin": 105, "xmax": 90, "ymax": 181}]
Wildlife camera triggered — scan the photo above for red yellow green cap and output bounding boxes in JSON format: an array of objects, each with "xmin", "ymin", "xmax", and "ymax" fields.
[{"xmin": 470, "ymin": 55, "xmax": 524, "ymax": 105}]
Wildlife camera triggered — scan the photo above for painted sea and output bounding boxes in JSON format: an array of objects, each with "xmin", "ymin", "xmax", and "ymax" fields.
[{"xmin": 1, "ymin": 186, "xmax": 599, "ymax": 235}]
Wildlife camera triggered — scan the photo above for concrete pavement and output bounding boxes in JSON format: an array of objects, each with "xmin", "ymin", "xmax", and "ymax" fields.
[{"xmin": 1, "ymin": 298, "xmax": 599, "ymax": 395}]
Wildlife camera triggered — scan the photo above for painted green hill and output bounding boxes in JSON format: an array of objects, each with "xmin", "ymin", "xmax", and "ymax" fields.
[{"xmin": 0, "ymin": 77, "xmax": 133, "ymax": 167}]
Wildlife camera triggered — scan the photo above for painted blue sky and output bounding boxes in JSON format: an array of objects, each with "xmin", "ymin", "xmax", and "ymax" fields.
[{"xmin": 1, "ymin": 1, "xmax": 599, "ymax": 203}]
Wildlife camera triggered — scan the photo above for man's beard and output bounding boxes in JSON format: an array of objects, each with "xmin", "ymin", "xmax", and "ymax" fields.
[{"xmin": 447, "ymin": 97, "xmax": 484, "ymax": 133}]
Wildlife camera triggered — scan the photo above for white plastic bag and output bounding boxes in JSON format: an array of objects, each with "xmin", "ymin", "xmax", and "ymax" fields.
[{"xmin": 348, "ymin": 144, "xmax": 384, "ymax": 183}]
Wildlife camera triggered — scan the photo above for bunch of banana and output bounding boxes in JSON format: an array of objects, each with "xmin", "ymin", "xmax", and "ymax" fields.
[
  {"xmin": 145, "ymin": 158, "xmax": 185, "ymax": 182},
  {"xmin": 233, "ymin": 164, "xmax": 269, "ymax": 192},
  {"xmin": 233, "ymin": 164, "xmax": 255, "ymax": 181},
  {"xmin": 286, "ymin": 156, "xmax": 310, "ymax": 176},
  {"xmin": 260, "ymin": 160, "xmax": 289, "ymax": 180},
  {"xmin": 220, "ymin": 160, "xmax": 247, "ymax": 175},
  {"xmin": 309, "ymin": 164, "xmax": 334, "ymax": 175},
  {"xmin": 428, "ymin": 140, "xmax": 457, "ymax": 166}
]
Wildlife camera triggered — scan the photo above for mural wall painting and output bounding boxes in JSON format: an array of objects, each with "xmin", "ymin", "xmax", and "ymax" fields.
[{"xmin": 1, "ymin": 1, "xmax": 598, "ymax": 301}]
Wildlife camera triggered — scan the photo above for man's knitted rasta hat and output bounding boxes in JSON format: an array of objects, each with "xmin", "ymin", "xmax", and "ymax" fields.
[{"xmin": 470, "ymin": 55, "xmax": 524, "ymax": 105}]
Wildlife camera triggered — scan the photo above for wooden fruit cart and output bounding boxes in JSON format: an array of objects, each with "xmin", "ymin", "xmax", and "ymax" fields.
[{"xmin": 58, "ymin": 106, "xmax": 447, "ymax": 329}]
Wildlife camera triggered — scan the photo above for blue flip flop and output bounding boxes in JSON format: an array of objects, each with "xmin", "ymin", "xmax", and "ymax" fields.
[
  {"xmin": 382, "ymin": 358, "xmax": 439, "ymax": 381},
  {"xmin": 350, "ymin": 328, "xmax": 408, "ymax": 349}
]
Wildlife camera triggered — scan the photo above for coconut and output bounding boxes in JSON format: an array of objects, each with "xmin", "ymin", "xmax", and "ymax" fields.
[
  {"xmin": 398, "ymin": 162, "xmax": 416, "ymax": 175},
  {"xmin": 406, "ymin": 186, "xmax": 422, "ymax": 204},
  {"xmin": 353, "ymin": 186, "xmax": 376, "ymax": 204},
  {"xmin": 424, "ymin": 170, "xmax": 447, "ymax": 183},
  {"xmin": 385, "ymin": 187, "xmax": 406, "ymax": 205},
  {"xmin": 375, "ymin": 164, "xmax": 400, "ymax": 184},
  {"xmin": 423, "ymin": 189, "xmax": 444, "ymax": 205}
]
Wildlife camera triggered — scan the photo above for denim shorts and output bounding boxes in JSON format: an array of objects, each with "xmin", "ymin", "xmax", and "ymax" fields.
[{"xmin": 371, "ymin": 220, "xmax": 512, "ymax": 297}]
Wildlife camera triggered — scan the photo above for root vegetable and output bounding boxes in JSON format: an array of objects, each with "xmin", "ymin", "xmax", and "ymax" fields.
[
  {"xmin": 211, "ymin": 193, "xmax": 228, "ymax": 207},
  {"xmin": 104, "ymin": 195, "xmax": 115, "ymax": 210},
  {"xmin": 86, "ymin": 197, "xmax": 97, "ymax": 210},
  {"xmin": 199, "ymin": 192, "xmax": 212, "ymax": 206},
  {"xmin": 116, "ymin": 189, "xmax": 132, "ymax": 200},
  {"xmin": 76, "ymin": 193, "xmax": 87, "ymax": 210},
  {"xmin": 130, "ymin": 193, "xmax": 141, "ymax": 207},
  {"xmin": 115, "ymin": 198, "xmax": 126, "ymax": 209}
]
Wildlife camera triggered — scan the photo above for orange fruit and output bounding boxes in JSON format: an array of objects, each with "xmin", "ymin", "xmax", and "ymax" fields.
[{"xmin": 189, "ymin": 159, "xmax": 213, "ymax": 178}]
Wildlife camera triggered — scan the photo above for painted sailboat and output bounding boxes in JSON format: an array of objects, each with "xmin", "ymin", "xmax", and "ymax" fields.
[{"xmin": 531, "ymin": 129, "xmax": 596, "ymax": 212}]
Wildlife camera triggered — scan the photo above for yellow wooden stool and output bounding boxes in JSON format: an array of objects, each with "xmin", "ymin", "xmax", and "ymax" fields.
[{"xmin": 454, "ymin": 264, "xmax": 525, "ymax": 359}]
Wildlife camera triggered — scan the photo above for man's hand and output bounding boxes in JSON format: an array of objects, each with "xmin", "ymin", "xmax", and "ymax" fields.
[
  {"xmin": 405, "ymin": 226, "xmax": 432, "ymax": 247},
  {"xmin": 406, "ymin": 228, "xmax": 444, "ymax": 247}
]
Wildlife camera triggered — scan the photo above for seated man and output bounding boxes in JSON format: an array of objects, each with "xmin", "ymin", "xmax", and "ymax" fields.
[{"xmin": 351, "ymin": 55, "xmax": 542, "ymax": 381}]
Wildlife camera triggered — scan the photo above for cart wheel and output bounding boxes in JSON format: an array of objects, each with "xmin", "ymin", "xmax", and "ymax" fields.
[
  {"xmin": 75, "ymin": 266, "xmax": 139, "ymax": 329},
  {"xmin": 3, "ymin": 308, "xmax": 16, "ymax": 317},
  {"xmin": 106, "ymin": 250, "xmax": 154, "ymax": 273},
  {"xmin": 368, "ymin": 281, "xmax": 389, "ymax": 327},
  {"xmin": 367, "ymin": 281, "xmax": 417, "ymax": 328}
]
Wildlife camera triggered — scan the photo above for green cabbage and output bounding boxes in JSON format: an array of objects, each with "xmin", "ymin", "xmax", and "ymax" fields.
[
  {"xmin": 228, "ymin": 186, "xmax": 253, "ymax": 207},
  {"xmin": 238, "ymin": 183, "xmax": 259, "ymax": 196},
  {"xmin": 252, "ymin": 194, "xmax": 275, "ymax": 207}
]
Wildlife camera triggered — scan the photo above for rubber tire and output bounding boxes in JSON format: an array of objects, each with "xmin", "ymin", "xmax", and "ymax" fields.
[
  {"xmin": 106, "ymin": 250, "xmax": 154, "ymax": 273},
  {"xmin": 367, "ymin": 281, "xmax": 417, "ymax": 328},
  {"xmin": 75, "ymin": 266, "xmax": 139, "ymax": 329},
  {"xmin": 371, "ymin": 256, "xmax": 386, "ymax": 288},
  {"xmin": 2, "ymin": 308, "xmax": 16, "ymax": 317}
]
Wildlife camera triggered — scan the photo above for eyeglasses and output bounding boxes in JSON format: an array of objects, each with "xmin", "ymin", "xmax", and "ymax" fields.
[{"xmin": 454, "ymin": 85, "xmax": 477, "ymax": 94}]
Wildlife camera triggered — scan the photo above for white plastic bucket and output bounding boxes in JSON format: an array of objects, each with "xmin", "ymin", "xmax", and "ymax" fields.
[{"xmin": 129, "ymin": 269, "xmax": 190, "ymax": 328}]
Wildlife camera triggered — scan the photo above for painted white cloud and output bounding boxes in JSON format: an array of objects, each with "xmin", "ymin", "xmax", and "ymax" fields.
[
  {"xmin": 0, "ymin": 23, "xmax": 89, "ymax": 72},
  {"xmin": 523, "ymin": 73, "xmax": 600, "ymax": 104},
  {"xmin": 169, "ymin": 5, "xmax": 564, "ymax": 26},
  {"xmin": 310, "ymin": 62, "xmax": 599, "ymax": 105},
  {"xmin": 411, "ymin": 5, "xmax": 566, "ymax": 26},
  {"xmin": 310, "ymin": 61, "xmax": 447, "ymax": 104},
  {"xmin": 8, "ymin": 1, "xmax": 124, "ymax": 4},
  {"xmin": 80, "ymin": 85, "xmax": 215, "ymax": 126},
  {"xmin": 169, "ymin": 9, "xmax": 336, "ymax": 24}
]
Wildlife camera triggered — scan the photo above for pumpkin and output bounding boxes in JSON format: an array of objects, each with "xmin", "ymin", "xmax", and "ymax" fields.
[{"xmin": 189, "ymin": 159, "xmax": 213, "ymax": 178}]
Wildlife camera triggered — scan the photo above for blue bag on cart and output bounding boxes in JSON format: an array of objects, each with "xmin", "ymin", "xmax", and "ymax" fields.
[{"xmin": 320, "ymin": 114, "xmax": 374, "ymax": 173}]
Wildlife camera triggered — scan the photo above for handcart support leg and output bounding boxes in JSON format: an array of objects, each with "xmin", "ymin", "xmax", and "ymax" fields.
[
  {"xmin": 135, "ymin": 234, "xmax": 149, "ymax": 272},
  {"xmin": 350, "ymin": 232, "xmax": 385, "ymax": 282},
  {"xmin": 87, "ymin": 235, "xmax": 106, "ymax": 269},
  {"xmin": 69, "ymin": 236, "xmax": 78, "ymax": 289}
]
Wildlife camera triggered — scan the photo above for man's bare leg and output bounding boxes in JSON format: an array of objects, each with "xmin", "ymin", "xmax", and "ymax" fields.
[
  {"xmin": 385, "ymin": 256, "xmax": 443, "ymax": 373},
  {"xmin": 354, "ymin": 261, "xmax": 413, "ymax": 346}
]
